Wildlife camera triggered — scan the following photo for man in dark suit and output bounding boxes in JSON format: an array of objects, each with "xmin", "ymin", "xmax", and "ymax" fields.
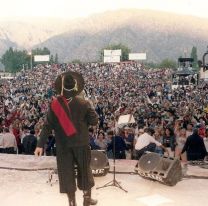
[
  {"xmin": 107, "ymin": 130, "xmax": 127, "ymax": 159},
  {"xmin": 35, "ymin": 71, "xmax": 98, "ymax": 206},
  {"xmin": 22, "ymin": 130, "xmax": 37, "ymax": 155},
  {"xmin": 181, "ymin": 128, "xmax": 207, "ymax": 161}
]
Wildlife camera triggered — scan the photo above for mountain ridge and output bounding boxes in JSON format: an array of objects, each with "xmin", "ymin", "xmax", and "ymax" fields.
[
  {"xmin": 35, "ymin": 9, "xmax": 208, "ymax": 62},
  {"xmin": 1, "ymin": 9, "xmax": 208, "ymax": 63}
]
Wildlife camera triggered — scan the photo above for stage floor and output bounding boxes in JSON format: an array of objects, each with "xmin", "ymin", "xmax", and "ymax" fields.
[
  {"xmin": 0, "ymin": 155, "xmax": 208, "ymax": 206},
  {"xmin": 0, "ymin": 169, "xmax": 208, "ymax": 206}
]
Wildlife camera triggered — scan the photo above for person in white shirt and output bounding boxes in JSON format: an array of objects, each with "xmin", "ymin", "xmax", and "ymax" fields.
[
  {"xmin": 1, "ymin": 127, "xmax": 17, "ymax": 154},
  {"xmin": 135, "ymin": 127, "xmax": 169, "ymax": 159}
]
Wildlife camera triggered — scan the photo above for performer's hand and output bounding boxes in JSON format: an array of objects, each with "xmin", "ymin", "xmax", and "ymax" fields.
[{"xmin": 34, "ymin": 147, "xmax": 43, "ymax": 156}]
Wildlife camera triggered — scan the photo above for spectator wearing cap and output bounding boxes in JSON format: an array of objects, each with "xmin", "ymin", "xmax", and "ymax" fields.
[{"xmin": 135, "ymin": 127, "xmax": 169, "ymax": 159}]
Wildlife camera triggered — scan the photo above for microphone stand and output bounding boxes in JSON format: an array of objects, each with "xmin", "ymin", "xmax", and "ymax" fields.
[{"xmin": 96, "ymin": 134, "xmax": 128, "ymax": 192}]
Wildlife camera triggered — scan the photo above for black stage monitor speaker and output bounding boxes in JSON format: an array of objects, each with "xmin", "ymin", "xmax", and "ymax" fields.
[
  {"xmin": 90, "ymin": 150, "xmax": 110, "ymax": 176},
  {"xmin": 135, "ymin": 153, "xmax": 182, "ymax": 186},
  {"xmin": 74, "ymin": 150, "xmax": 109, "ymax": 177}
]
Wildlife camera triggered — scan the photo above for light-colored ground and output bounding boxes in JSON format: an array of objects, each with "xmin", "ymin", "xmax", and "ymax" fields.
[
  {"xmin": 0, "ymin": 154, "xmax": 208, "ymax": 206},
  {"xmin": 0, "ymin": 169, "xmax": 208, "ymax": 206}
]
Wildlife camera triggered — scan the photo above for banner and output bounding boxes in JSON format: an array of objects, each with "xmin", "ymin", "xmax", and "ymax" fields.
[
  {"xmin": 104, "ymin": 56, "xmax": 120, "ymax": 63},
  {"xmin": 34, "ymin": 55, "xmax": 50, "ymax": 62},
  {"xmin": 117, "ymin": 114, "xmax": 135, "ymax": 125},
  {"xmin": 129, "ymin": 53, "xmax": 147, "ymax": 60},
  {"xmin": 103, "ymin": 49, "xmax": 121, "ymax": 63},
  {"xmin": 104, "ymin": 49, "xmax": 121, "ymax": 56}
]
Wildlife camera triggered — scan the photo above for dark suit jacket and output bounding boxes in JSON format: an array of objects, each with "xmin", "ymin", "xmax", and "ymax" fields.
[
  {"xmin": 22, "ymin": 134, "xmax": 37, "ymax": 155},
  {"xmin": 37, "ymin": 96, "xmax": 98, "ymax": 149},
  {"xmin": 182, "ymin": 133, "xmax": 207, "ymax": 160}
]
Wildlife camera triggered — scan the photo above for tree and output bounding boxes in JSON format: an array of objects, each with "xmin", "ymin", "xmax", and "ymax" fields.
[
  {"xmin": 32, "ymin": 47, "xmax": 50, "ymax": 55},
  {"xmin": 71, "ymin": 59, "xmax": 82, "ymax": 64},
  {"xmin": 50, "ymin": 55, "xmax": 54, "ymax": 64},
  {"xmin": 159, "ymin": 58, "xmax": 177, "ymax": 69},
  {"xmin": 55, "ymin": 53, "xmax": 59, "ymax": 64},
  {"xmin": 144, "ymin": 61, "xmax": 159, "ymax": 69},
  {"xmin": 101, "ymin": 43, "xmax": 131, "ymax": 61},
  {"xmin": 190, "ymin": 46, "xmax": 198, "ymax": 68},
  {"xmin": 0, "ymin": 48, "xmax": 30, "ymax": 72}
]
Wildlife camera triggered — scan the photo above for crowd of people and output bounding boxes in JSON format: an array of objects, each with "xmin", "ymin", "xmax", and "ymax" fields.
[{"xmin": 0, "ymin": 62, "xmax": 208, "ymax": 162}]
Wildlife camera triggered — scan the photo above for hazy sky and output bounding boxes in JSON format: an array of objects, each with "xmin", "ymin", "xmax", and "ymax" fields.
[{"xmin": 0, "ymin": 0, "xmax": 208, "ymax": 19}]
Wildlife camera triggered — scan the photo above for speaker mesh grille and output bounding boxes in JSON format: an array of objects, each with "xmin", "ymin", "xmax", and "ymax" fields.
[
  {"xmin": 138, "ymin": 153, "xmax": 161, "ymax": 172},
  {"xmin": 90, "ymin": 150, "xmax": 108, "ymax": 169}
]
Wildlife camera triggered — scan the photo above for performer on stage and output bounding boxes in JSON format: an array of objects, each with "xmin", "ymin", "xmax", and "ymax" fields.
[{"xmin": 35, "ymin": 71, "xmax": 98, "ymax": 206}]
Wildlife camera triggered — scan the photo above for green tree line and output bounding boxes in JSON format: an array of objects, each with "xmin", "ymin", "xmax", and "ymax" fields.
[
  {"xmin": 1, "ymin": 44, "xmax": 198, "ymax": 72},
  {"xmin": 0, "ymin": 47, "xmax": 58, "ymax": 73}
]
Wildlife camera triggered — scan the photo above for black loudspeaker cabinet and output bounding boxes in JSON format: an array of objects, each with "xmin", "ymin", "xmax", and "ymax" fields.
[
  {"xmin": 90, "ymin": 150, "xmax": 110, "ymax": 176},
  {"xmin": 135, "ymin": 152, "xmax": 182, "ymax": 186},
  {"xmin": 74, "ymin": 150, "xmax": 110, "ymax": 177}
]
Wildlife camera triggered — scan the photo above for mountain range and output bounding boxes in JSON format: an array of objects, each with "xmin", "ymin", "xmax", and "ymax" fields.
[{"xmin": 0, "ymin": 9, "xmax": 208, "ymax": 64}]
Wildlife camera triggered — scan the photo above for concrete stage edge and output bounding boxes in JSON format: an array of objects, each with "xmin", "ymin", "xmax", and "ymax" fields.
[{"xmin": 0, "ymin": 154, "xmax": 208, "ymax": 206}]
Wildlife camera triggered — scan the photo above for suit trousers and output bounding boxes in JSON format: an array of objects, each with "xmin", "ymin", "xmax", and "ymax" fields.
[{"xmin": 57, "ymin": 145, "xmax": 95, "ymax": 193}]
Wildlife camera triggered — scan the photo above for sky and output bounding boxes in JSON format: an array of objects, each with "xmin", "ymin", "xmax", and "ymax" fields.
[{"xmin": 0, "ymin": 0, "xmax": 208, "ymax": 19}]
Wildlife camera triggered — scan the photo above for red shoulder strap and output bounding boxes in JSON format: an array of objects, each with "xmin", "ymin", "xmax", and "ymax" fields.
[{"xmin": 51, "ymin": 96, "xmax": 76, "ymax": 137}]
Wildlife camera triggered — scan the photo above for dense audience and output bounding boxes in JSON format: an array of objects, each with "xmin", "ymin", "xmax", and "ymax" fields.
[{"xmin": 0, "ymin": 62, "xmax": 208, "ymax": 162}]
